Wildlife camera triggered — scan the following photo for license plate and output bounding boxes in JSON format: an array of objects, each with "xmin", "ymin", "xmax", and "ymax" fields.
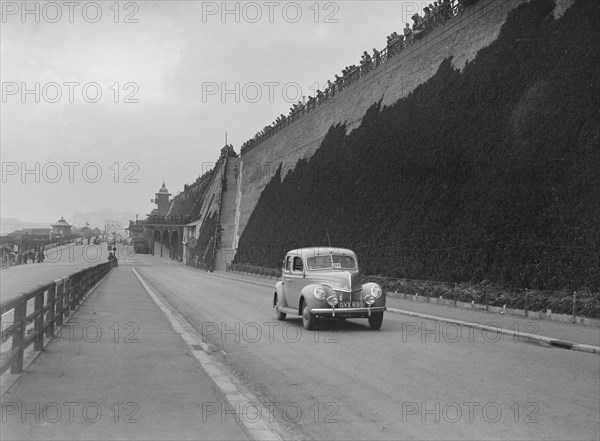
[{"xmin": 338, "ymin": 301, "xmax": 364, "ymax": 308}]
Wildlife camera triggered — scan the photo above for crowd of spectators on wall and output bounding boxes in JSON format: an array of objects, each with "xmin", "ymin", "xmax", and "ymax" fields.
[{"xmin": 240, "ymin": 0, "xmax": 479, "ymax": 155}]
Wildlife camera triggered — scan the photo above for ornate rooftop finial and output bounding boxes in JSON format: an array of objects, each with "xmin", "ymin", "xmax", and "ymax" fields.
[{"xmin": 158, "ymin": 180, "xmax": 169, "ymax": 194}]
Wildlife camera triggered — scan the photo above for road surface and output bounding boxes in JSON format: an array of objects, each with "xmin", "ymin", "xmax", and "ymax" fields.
[{"xmin": 130, "ymin": 255, "xmax": 600, "ymax": 441}]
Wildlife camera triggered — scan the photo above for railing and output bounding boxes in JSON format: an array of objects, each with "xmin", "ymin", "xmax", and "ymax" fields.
[
  {"xmin": 227, "ymin": 262, "xmax": 282, "ymax": 279},
  {"xmin": 226, "ymin": 263, "xmax": 600, "ymax": 321},
  {"xmin": 0, "ymin": 260, "xmax": 116, "ymax": 375},
  {"xmin": 361, "ymin": 276, "xmax": 600, "ymax": 322},
  {"xmin": 240, "ymin": 0, "xmax": 476, "ymax": 155},
  {"xmin": 144, "ymin": 215, "xmax": 194, "ymax": 226}
]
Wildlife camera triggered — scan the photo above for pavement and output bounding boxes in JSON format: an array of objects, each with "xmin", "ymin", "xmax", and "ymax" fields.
[
  {"xmin": 216, "ymin": 270, "xmax": 600, "ymax": 351},
  {"xmin": 0, "ymin": 265, "xmax": 250, "ymax": 441}
]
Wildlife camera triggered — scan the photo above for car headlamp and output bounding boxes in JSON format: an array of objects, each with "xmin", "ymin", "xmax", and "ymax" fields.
[
  {"xmin": 314, "ymin": 286, "xmax": 326, "ymax": 301},
  {"xmin": 327, "ymin": 295, "xmax": 338, "ymax": 306},
  {"xmin": 371, "ymin": 285, "xmax": 383, "ymax": 299},
  {"xmin": 365, "ymin": 295, "xmax": 376, "ymax": 305}
]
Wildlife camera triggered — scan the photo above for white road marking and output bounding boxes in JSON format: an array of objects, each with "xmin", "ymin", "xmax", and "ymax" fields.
[{"xmin": 386, "ymin": 307, "xmax": 600, "ymax": 354}]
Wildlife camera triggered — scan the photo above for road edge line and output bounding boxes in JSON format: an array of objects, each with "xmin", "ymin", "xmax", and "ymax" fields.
[
  {"xmin": 386, "ymin": 307, "xmax": 600, "ymax": 354},
  {"xmin": 131, "ymin": 267, "xmax": 285, "ymax": 441}
]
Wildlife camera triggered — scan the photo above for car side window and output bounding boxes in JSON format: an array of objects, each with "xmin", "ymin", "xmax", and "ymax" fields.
[
  {"xmin": 293, "ymin": 256, "xmax": 304, "ymax": 272},
  {"xmin": 284, "ymin": 256, "xmax": 291, "ymax": 273}
]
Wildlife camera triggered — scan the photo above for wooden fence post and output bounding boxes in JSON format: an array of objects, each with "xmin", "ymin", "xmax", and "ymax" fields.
[
  {"xmin": 33, "ymin": 289, "xmax": 44, "ymax": 351},
  {"xmin": 11, "ymin": 302, "xmax": 26, "ymax": 373},
  {"xmin": 47, "ymin": 285, "xmax": 56, "ymax": 339},
  {"xmin": 484, "ymin": 287, "xmax": 488, "ymax": 311},
  {"xmin": 453, "ymin": 283, "xmax": 457, "ymax": 307},
  {"xmin": 55, "ymin": 280, "xmax": 64, "ymax": 327},
  {"xmin": 68, "ymin": 276, "xmax": 76, "ymax": 312},
  {"xmin": 63, "ymin": 276, "xmax": 71, "ymax": 318}
]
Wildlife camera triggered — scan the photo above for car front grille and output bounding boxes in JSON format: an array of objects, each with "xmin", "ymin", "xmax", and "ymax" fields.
[{"xmin": 335, "ymin": 289, "xmax": 363, "ymax": 302}]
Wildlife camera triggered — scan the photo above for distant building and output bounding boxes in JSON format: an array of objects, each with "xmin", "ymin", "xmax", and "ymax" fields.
[
  {"xmin": 1, "ymin": 218, "xmax": 52, "ymax": 235},
  {"xmin": 74, "ymin": 225, "xmax": 100, "ymax": 239},
  {"xmin": 126, "ymin": 220, "xmax": 144, "ymax": 235},
  {"xmin": 5, "ymin": 228, "xmax": 51, "ymax": 239},
  {"xmin": 51, "ymin": 216, "xmax": 72, "ymax": 236},
  {"xmin": 76, "ymin": 224, "xmax": 92, "ymax": 238},
  {"xmin": 154, "ymin": 181, "xmax": 171, "ymax": 216}
]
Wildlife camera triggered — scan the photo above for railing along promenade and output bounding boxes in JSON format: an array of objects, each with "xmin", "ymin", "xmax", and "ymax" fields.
[{"xmin": 0, "ymin": 260, "xmax": 116, "ymax": 375}]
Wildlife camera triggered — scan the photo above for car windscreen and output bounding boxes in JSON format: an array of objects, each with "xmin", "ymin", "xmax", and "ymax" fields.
[{"xmin": 307, "ymin": 254, "xmax": 357, "ymax": 270}]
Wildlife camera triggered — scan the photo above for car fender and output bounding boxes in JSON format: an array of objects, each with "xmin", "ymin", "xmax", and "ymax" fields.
[
  {"xmin": 362, "ymin": 282, "xmax": 386, "ymax": 307},
  {"xmin": 299, "ymin": 283, "xmax": 334, "ymax": 315},
  {"xmin": 274, "ymin": 281, "xmax": 286, "ymax": 308}
]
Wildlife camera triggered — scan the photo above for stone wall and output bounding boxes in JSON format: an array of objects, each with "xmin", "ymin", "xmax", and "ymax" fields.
[{"xmin": 236, "ymin": 0, "xmax": 533, "ymax": 242}]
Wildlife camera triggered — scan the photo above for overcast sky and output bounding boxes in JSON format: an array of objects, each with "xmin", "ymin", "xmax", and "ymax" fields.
[{"xmin": 1, "ymin": 0, "xmax": 425, "ymax": 225}]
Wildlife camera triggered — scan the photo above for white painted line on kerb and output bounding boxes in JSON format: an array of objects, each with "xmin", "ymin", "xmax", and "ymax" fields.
[
  {"xmin": 386, "ymin": 307, "xmax": 600, "ymax": 355},
  {"xmin": 131, "ymin": 267, "xmax": 284, "ymax": 441},
  {"xmin": 207, "ymin": 271, "xmax": 274, "ymax": 288}
]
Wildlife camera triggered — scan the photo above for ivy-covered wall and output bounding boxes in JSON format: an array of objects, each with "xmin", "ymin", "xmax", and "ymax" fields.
[{"xmin": 235, "ymin": 0, "xmax": 599, "ymax": 291}]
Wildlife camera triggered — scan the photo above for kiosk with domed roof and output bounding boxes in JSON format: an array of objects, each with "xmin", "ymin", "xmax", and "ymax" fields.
[{"xmin": 51, "ymin": 216, "xmax": 72, "ymax": 237}]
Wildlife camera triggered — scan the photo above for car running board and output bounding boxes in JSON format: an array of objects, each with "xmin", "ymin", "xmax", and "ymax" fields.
[{"xmin": 277, "ymin": 306, "xmax": 298, "ymax": 315}]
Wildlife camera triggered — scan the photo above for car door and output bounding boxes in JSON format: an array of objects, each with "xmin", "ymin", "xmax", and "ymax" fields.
[
  {"xmin": 291, "ymin": 255, "xmax": 313, "ymax": 310},
  {"xmin": 283, "ymin": 255, "xmax": 304, "ymax": 310},
  {"xmin": 282, "ymin": 256, "xmax": 296, "ymax": 308}
]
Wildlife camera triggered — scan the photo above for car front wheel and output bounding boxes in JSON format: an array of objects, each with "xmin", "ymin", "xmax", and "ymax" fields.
[
  {"xmin": 302, "ymin": 299, "xmax": 317, "ymax": 330},
  {"xmin": 368, "ymin": 312, "xmax": 384, "ymax": 330}
]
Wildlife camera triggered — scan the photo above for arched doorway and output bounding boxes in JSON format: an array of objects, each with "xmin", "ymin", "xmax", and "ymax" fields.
[
  {"xmin": 170, "ymin": 230, "xmax": 181, "ymax": 261},
  {"xmin": 153, "ymin": 230, "xmax": 161, "ymax": 255},
  {"xmin": 161, "ymin": 230, "xmax": 170, "ymax": 258}
]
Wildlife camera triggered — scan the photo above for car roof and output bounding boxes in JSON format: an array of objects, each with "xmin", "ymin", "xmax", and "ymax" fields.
[{"xmin": 286, "ymin": 247, "xmax": 357, "ymax": 259}]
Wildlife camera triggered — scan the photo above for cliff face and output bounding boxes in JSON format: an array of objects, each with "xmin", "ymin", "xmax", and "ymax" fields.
[{"xmin": 235, "ymin": 0, "xmax": 599, "ymax": 291}]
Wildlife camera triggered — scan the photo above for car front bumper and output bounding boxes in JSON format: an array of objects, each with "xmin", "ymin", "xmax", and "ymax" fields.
[{"xmin": 310, "ymin": 306, "xmax": 386, "ymax": 318}]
